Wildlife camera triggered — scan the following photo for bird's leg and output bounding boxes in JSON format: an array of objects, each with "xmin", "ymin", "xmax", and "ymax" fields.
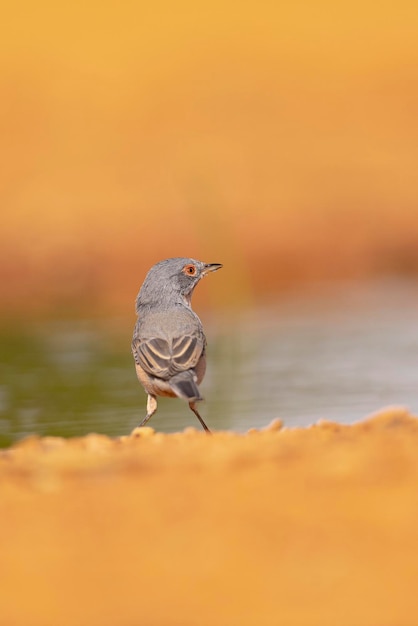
[
  {"xmin": 189, "ymin": 401, "xmax": 211, "ymax": 433},
  {"xmin": 137, "ymin": 394, "xmax": 158, "ymax": 428}
]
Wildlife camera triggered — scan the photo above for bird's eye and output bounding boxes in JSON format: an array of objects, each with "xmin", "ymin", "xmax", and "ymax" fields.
[{"xmin": 183, "ymin": 264, "xmax": 197, "ymax": 276}]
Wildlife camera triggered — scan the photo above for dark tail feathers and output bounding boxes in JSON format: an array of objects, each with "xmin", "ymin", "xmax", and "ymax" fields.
[{"xmin": 170, "ymin": 371, "xmax": 203, "ymax": 402}]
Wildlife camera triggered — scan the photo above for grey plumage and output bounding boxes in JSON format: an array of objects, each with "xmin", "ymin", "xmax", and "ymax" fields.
[{"xmin": 132, "ymin": 257, "xmax": 222, "ymax": 432}]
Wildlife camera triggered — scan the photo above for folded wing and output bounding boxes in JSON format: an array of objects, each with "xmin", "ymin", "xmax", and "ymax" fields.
[{"xmin": 132, "ymin": 333, "xmax": 205, "ymax": 379}]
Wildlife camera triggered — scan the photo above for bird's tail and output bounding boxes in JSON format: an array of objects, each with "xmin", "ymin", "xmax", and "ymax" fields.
[{"xmin": 170, "ymin": 371, "xmax": 203, "ymax": 402}]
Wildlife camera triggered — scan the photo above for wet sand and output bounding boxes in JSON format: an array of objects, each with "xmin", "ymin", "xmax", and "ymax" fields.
[{"xmin": 1, "ymin": 408, "xmax": 418, "ymax": 626}]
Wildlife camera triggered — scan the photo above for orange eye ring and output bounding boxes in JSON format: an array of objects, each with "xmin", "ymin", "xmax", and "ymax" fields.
[{"xmin": 183, "ymin": 264, "xmax": 197, "ymax": 276}]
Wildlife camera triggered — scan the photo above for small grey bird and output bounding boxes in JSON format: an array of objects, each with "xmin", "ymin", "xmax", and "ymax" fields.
[{"xmin": 132, "ymin": 257, "xmax": 223, "ymax": 432}]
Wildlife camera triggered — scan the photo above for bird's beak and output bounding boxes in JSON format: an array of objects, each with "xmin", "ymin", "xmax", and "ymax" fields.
[{"xmin": 202, "ymin": 263, "xmax": 223, "ymax": 275}]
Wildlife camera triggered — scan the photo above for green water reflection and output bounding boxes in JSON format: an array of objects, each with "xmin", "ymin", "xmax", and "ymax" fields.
[{"xmin": 2, "ymin": 279, "xmax": 418, "ymax": 447}]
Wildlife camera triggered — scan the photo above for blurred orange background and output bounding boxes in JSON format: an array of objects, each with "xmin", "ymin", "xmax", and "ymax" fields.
[{"xmin": 1, "ymin": 0, "xmax": 418, "ymax": 318}]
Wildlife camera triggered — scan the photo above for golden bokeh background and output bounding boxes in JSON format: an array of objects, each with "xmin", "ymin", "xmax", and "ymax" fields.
[
  {"xmin": 2, "ymin": 0, "xmax": 418, "ymax": 317},
  {"xmin": 2, "ymin": 9, "xmax": 418, "ymax": 623}
]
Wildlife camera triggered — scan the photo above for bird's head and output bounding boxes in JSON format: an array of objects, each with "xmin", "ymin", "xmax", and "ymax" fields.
[{"xmin": 136, "ymin": 257, "xmax": 223, "ymax": 311}]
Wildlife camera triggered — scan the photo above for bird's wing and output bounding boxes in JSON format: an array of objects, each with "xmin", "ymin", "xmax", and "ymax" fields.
[{"xmin": 132, "ymin": 333, "xmax": 205, "ymax": 379}]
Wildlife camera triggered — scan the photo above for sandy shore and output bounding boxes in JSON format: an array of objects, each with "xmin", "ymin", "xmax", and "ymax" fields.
[{"xmin": 1, "ymin": 408, "xmax": 418, "ymax": 626}]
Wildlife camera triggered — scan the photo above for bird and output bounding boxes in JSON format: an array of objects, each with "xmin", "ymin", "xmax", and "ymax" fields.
[{"xmin": 132, "ymin": 257, "xmax": 223, "ymax": 433}]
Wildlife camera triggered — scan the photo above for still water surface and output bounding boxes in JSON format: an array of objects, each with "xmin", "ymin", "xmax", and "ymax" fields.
[{"xmin": 1, "ymin": 279, "xmax": 418, "ymax": 446}]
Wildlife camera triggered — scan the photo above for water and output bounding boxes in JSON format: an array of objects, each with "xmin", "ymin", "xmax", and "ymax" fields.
[{"xmin": 1, "ymin": 278, "xmax": 418, "ymax": 446}]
